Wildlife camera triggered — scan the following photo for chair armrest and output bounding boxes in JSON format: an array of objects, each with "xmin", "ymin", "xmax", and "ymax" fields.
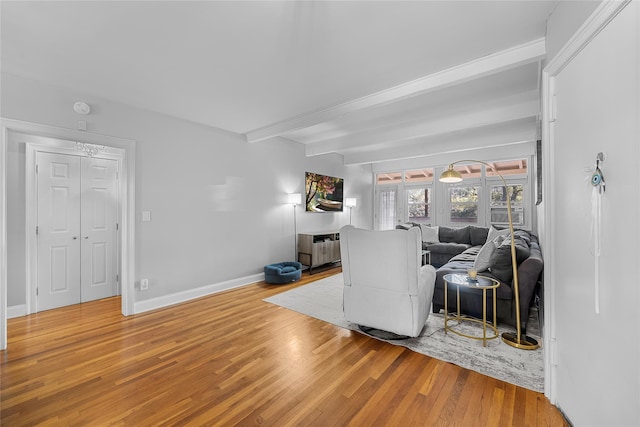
[{"xmin": 418, "ymin": 264, "xmax": 437, "ymax": 299}]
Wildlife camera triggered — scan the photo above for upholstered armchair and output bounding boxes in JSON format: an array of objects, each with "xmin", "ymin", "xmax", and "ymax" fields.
[{"xmin": 339, "ymin": 225, "xmax": 437, "ymax": 338}]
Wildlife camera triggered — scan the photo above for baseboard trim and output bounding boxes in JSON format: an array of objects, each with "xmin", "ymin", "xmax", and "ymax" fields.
[
  {"xmin": 133, "ymin": 273, "xmax": 265, "ymax": 314},
  {"xmin": 7, "ymin": 304, "xmax": 27, "ymax": 319}
]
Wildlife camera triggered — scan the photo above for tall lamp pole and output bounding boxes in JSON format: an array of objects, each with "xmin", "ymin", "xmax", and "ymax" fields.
[
  {"xmin": 440, "ymin": 161, "xmax": 539, "ymax": 350},
  {"xmin": 345, "ymin": 198, "xmax": 357, "ymax": 225},
  {"xmin": 288, "ymin": 193, "xmax": 302, "ymax": 261}
]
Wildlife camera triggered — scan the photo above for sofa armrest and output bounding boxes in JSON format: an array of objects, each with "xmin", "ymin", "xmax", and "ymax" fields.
[{"xmin": 515, "ymin": 255, "xmax": 543, "ymax": 331}]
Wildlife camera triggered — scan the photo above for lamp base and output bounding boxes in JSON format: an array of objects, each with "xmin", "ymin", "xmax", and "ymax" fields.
[{"xmin": 501, "ymin": 332, "xmax": 539, "ymax": 350}]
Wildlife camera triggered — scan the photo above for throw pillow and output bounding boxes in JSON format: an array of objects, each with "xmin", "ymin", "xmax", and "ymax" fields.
[
  {"xmin": 513, "ymin": 229, "xmax": 532, "ymax": 245},
  {"xmin": 474, "ymin": 240, "xmax": 497, "ymax": 272},
  {"xmin": 420, "ymin": 225, "xmax": 439, "ymax": 244},
  {"xmin": 486, "ymin": 226, "xmax": 510, "ymax": 243},
  {"xmin": 488, "ymin": 236, "xmax": 531, "ymax": 283}
]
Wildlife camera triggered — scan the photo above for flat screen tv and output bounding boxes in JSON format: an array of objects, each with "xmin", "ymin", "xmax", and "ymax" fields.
[{"xmin": 305, "ymin": 172, "xmax": 344, "ymax": 212}]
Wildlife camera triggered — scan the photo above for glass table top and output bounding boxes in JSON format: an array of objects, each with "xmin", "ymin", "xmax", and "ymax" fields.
[{"xmin": 442, "ymin": 273, "xmax": 500, "ymax": 288}]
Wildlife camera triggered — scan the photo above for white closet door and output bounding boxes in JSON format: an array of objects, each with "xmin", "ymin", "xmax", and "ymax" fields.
[
  {"xmin": 36, "ymin": 152, "xmax": 118, "ymax": 311},
  {"xmin": 36, "ymin": 152, "xmax": 82, "ymax": 311},
  {"xmin": 80, "ymin": 157, "xmax": 118, "ymax": 303}
]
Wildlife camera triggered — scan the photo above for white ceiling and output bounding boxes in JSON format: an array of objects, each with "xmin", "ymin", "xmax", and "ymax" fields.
[{"xmin": 1, "ymin": 1, "xmax": 558, "ymax": 165}]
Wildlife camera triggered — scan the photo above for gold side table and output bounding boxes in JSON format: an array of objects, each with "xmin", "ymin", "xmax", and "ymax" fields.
[{"xmin": 443, "ymin": 273, "xmax": 501, "ymax": 347}]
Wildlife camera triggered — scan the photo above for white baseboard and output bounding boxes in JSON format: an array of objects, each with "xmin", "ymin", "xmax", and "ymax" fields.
[
  {"xmin": 7, "ymin": 304, "xmax": 27, "ymax": 319},
  {"xmin": 133, "ymin": 272, "xmax": 265, "ymax": 314},
  {"xmin": 5, "ymin": 274, "xmax": 265, "ymax": 319}
]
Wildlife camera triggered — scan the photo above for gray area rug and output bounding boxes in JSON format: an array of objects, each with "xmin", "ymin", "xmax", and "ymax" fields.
[{"xmin": 264, "ymin": 273, "xmax": 544, "ymax": 392}]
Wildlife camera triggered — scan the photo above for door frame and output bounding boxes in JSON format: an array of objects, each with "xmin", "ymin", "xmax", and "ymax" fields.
[
  {"xmin": 28, "ymin": 140, "xmax": 122, "ymax": 313},
  {"xmin": 540, "ymin": 0, "xmax": 631, "ymax": 402},
  {"xmin": 0, "ymin": 118, "xmax": 136, "ymax": 350}
]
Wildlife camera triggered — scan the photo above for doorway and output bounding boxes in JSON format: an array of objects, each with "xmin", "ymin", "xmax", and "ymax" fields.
[
  {"xmin": 24, "ymin": 137, "xmax": 123, "ymax": 314},
  {"xmin": 1, "ymin": 119, "xmax": 135, "ymax": 350},
  {"xmin": 35, "ymin": 151, "xmax": 119, "ymax": 311}
]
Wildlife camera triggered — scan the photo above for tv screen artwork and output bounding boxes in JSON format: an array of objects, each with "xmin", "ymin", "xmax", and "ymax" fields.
[{"xmin": 305, "ymin": 172, "xmax": 344, "ymax": 212}]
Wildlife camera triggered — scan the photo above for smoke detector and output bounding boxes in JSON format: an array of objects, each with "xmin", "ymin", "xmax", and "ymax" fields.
[{"xmin": 73, "ymin": 101, "xmax": 91, "ymax": 115}]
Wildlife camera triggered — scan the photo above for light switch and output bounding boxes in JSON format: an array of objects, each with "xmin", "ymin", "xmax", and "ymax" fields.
[{"xmin": 142, "ymin": 211, "xmax": 151, "ymax": 222}]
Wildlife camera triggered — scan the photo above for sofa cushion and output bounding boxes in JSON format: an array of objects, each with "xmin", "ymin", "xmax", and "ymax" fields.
[
  {"xmin": 420, "ymin": 225, "xmax": 439, "ymax": 244},
  {"xmin": 426, "ymin": 242, "xmax": 471, "ymax": 257},
  {"xmin": 469, "ymin": 226, "xmax": 489, "ymax": 246},
  {"xmin": 438, "ymin": 226, "xmax": 470, "ymax": 244},
  {"xmin": 448, "ymin": 246, "xmax": 480, "ymax": 263},
  {"xmin": 488, "ymin": 235, "xmax": 531, "ymax": 283}
]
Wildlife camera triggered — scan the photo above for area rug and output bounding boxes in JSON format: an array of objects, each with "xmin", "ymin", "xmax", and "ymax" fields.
[{"xmin": 264, "ymin": 273, "xmax": 544, "ymax": 392}]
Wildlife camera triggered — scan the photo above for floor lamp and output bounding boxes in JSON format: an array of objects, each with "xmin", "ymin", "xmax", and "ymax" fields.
[
  {"xmin": 439, "ymin": 161, "xmax": 539, "ymax": 350},
  {"xmin": 345, "ymin": 197, "xmax": 357, "ymax": 225},
  {"xmin": 288, "ymin": 193, "xmax": 302, "ymax": 261}
]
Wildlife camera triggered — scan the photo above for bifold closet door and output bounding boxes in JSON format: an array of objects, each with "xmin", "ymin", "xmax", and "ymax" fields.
[
  {"xmin": 36, "ymin": 152, "xmax": 82, "ymax": 311},
  {"xmin": 36, "ymin": 152, "xmax": 118, "ymax": 311},
  {"xmin": 80, "ymin": 156, "xmax": 118, "ymax": 303}
]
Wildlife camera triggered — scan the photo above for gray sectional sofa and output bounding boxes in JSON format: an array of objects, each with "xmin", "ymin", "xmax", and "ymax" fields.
[{"xmin": 396, "ymin": 223, "xmax": 543, "ymax": 334}]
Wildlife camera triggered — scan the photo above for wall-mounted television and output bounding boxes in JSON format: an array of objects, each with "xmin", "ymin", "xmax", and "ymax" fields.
[{"xmin": 305, "ymin": 172, "xmax": 344, "ymax": 212}]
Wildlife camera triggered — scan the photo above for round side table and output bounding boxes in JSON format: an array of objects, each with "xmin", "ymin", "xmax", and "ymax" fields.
[{"xmin": 442, "ymin": 273, "xmax": 501, "ymax": 347}]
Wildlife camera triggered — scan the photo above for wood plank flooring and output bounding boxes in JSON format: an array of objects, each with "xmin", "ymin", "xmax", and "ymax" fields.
[{"xmin": 1, "ymin": 268, "xmax": 568, "ymax": 426}]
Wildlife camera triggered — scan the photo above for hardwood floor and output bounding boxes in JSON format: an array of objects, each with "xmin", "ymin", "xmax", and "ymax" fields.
[{"xmin": 1, "ymin": 268, "xmax": 568, "ymax": 426}]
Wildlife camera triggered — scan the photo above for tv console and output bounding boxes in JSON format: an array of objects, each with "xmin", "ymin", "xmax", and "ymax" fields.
[{"xmin": 298, "ymin": 231, "xmax": 341, "ymax": 274}]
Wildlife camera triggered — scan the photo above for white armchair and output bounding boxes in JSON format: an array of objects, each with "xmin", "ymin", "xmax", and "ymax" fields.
[{"xmin": 339, "ymin": 225, "xmax": 437, "ymax": 338}]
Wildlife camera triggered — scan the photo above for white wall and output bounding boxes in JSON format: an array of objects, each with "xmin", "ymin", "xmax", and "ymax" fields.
[
  {"xmin": 2, "ymin": 72, "xmax": 372, "ymax": 308},
  {"xmin": 545, "ymin": 2, "xmax": 639, "ymax": 425}
]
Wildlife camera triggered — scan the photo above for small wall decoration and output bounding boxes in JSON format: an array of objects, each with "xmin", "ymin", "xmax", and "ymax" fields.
[
  {"xmin": 305, "ymin": 172, "xmax": 344, "ymax": 212},
  {"xmin": 589, "ymin": 152, "xmax": 605, "ymax": 314}
]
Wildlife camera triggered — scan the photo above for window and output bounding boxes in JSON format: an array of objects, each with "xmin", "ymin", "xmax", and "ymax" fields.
[
  {"xmin": 452, "ymin": 163, "xmax": 482, "ymax": 179},
  {"xmin": 376, "ymin": 172, "xmax": 402, "ymax": 185},
  {"xmin": 404, "ymin": 168, "xmax": 433, "ymax": 184},
  {"xmin": 449, "ymin": 186, "xmax": 479, "ymax": 224},
  {"xmin": 489, "ymin": 183, "xmax": 525, "ymax": 226},
  {"xmin": 490, "ymin": 184, "xmax": 524, "ymax": 206},
  {"xmin": 406, "ymin": 187, "xmax": 431, "ymax": 224},
  {"xmin": 405, "ymin": 168, "xmax": 433, "ymax": 224},
  {"xmin": 373, "ymin": 157, "xmax": 532, "ymax": 230},
  {"xmin": 486, "ymin": 159, "xmax": 528, "ymax": 177}
]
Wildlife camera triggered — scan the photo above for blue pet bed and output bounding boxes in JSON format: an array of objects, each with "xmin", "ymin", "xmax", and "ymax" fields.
[{"xmin": 264, "ymin": 261, "xmax": 303, "ymax": 284}]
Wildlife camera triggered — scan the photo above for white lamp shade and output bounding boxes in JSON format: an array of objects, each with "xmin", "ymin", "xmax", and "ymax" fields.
[
  {"xmin": 288, "ymin": 193, "xmax": 302, "ymax": 205},
  {"xmin": 345, "ymin": 198, "xmax": 357, "ymax": 208}
]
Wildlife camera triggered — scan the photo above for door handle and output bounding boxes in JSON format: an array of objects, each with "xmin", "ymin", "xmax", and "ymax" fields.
[
  {"xmin": 73, "ymin": 236, "xmax": 78, "ymax": 240},
  {"xmin": 84, "ymin": 236, "xmax": 89, "ymax": 239}
]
